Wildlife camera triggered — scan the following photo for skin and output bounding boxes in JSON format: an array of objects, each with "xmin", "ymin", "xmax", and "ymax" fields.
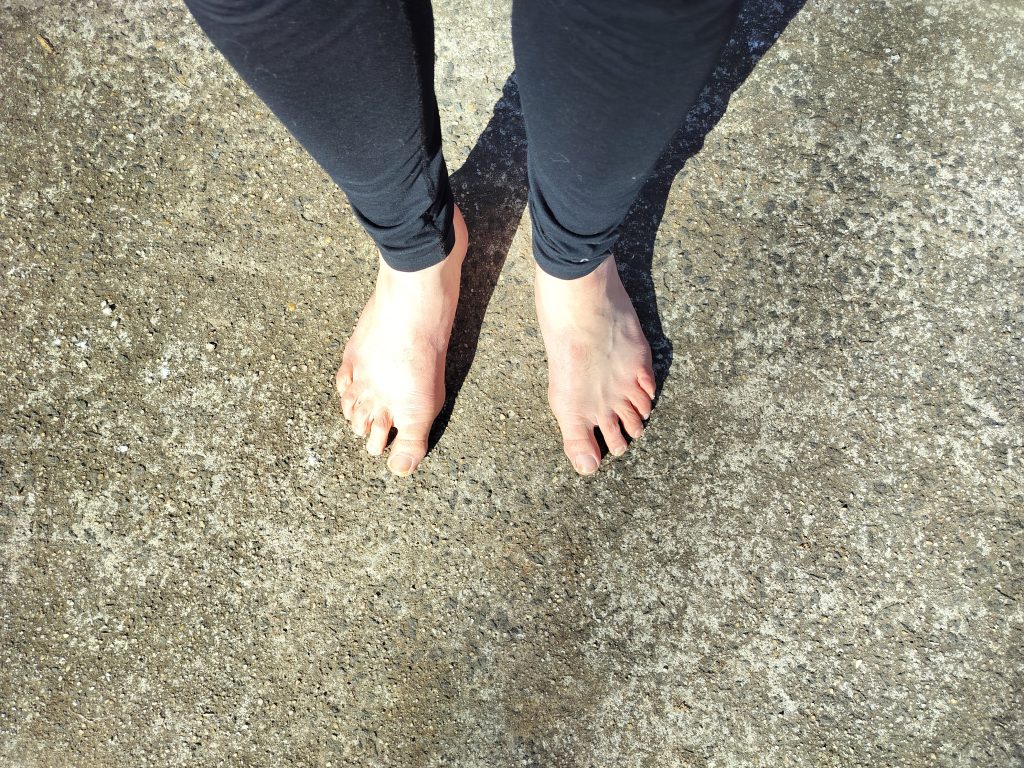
[
  {"xmin": 335, "ymin": 206, "xmax": 469, "ymax": 476},
  {"xmin": 336, "ymin": 209, "xmax": 655, "ymax": 476},
  {"xmin": 533, "ymin": 254, "xmax": 656, "ymax": 475}
]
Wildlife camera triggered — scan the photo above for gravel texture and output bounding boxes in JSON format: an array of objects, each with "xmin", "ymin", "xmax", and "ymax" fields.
[{"xmin": 1, "ymin": 0, "xmax": 1021, "ymax": 766}]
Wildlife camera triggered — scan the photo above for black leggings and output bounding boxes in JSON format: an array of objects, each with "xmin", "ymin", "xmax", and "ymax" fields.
[{"xmin": 183, "ymin": 0, "xmax": 741, "ymax": 279}]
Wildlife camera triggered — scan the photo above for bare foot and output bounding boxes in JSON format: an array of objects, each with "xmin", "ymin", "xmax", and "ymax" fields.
[
  {"xmin": 335, "ymin": 207, "xmax": 468, "ymax": 476},
  {"xmin": 533, "ymin": 254, "xmax": 656, "ymax": 475}
]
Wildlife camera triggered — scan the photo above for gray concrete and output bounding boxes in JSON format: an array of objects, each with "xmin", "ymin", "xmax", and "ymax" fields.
[{"xmin": 1, "ymin": 0, "xmax": 1022, "ymax": 765}]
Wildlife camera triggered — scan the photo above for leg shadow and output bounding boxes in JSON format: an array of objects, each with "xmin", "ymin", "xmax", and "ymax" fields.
[
  {"xmin": 430, "ymin": 75, "xmax": 529, "ymax": 444},
  {"xmin": 614, "ymin": 0, "xmax": 808, "ymax": 390},
  {"xmin": 429, "ymin": 0, "xmax": 807, "ymax": 449}
]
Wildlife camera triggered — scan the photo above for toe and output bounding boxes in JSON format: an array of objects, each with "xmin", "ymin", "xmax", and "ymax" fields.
[
  {"xmin": 637, "ymin": 369, "xmax": 656, "ymax": 399},
  {"xmin": 351, "ymin": 399, "xmax": 374, "ymax": 437},
  {"xmin": 617, "ymin": 402, "xmax": 645, "ymax": 440},
  {"xmin": 599, "ymin": 415, "xmax": 629, "ymax": 457},
  {"xmin": 560, "ymin": 419, "xmax": 601, "ymax": 475},
  {"xmin": 387, "ymin": 420, "xmax": 431, "ymax": 477},
  {"xmin": 336, "ymin": 363, "xmax": 353, "ymax": 397},
  {"xmin": 366, "ymin": 411, "xmax": 393, "ymax": 456},
  {"xmin": 340, "ymin": 383, "xmax": 360, "ymax": 421},
  {"xmin": 628, "ymin": 385, "xmax": 653, "ymax": 420}
]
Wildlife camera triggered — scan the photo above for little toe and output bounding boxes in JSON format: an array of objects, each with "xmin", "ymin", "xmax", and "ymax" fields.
[
  {"xmin": 336, "ymin": 364, "xmax": 353, "ymax": 397},
  {"xmin": 599, "ymin": 415, "xmax": 629, "ymax": 457},
  {"xmin": 366, "ymin": 411, "xmax": 393, "ymax": 456},
  {"xmin": 560, "ymin": 420, "xmax": 601, "ymax": 475},
  {"xmin": 637, "ymin": 369, "xmax": 657, "ymax": 399}
]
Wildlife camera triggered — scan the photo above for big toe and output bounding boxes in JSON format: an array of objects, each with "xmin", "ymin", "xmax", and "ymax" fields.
[
  {"xmin": 386, "ymin": 423, "xmax": 431, "ymax": 477},
  {"xmin": 560, "ymin": 419, "xmax": 601, "ymax": 475}
]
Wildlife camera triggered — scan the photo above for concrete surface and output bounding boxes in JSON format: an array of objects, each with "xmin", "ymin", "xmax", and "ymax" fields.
[{"xmin": 1, "ymin": 0, "xmax": 1022, "ymax": 766}]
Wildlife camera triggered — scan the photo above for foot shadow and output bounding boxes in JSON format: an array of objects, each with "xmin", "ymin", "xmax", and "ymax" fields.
[{"xmin": 428, "ymin": 0, "xmax": 808, "ymax": 452}]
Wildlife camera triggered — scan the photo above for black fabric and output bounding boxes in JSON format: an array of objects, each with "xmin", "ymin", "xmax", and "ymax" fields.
[
  {"xmin": 184, "ymin": 0, "xmax": 741, "ymax": 278},
  {"xmin": 512, "ymin": 0, "xmax": 742, "ymax": 278}
]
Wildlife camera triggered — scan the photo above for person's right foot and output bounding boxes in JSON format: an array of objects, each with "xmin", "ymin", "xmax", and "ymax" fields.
[{"xmin": 335, "ymin": 206, "xmax": 468, "ymax": 476}]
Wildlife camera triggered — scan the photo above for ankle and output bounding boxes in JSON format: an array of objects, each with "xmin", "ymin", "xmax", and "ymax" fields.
[{"xmin": 535, "ymin": 255, "xmax": 614, "ymax": 296}]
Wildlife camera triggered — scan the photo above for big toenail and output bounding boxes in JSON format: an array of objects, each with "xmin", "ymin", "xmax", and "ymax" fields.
[
  {"xmin": 575, "ymin": 455, "xmax": 598, "ymax": 474},
  {"xmin": 389, "ymin": 455, "xmax": 414, "ymax": 475}
]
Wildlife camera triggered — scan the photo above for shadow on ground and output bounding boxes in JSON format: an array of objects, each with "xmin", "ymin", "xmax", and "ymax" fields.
[{"xmin": 431, "ymin": 0, "xmax": 808, "ymax": 451}]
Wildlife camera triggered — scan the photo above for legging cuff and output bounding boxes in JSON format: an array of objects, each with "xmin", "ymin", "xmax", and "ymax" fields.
[
  {"xmin": 353, "ymin": 151, "xmax": 456, "ymax": 273},
  {"xmin": 527, "ymin": 187, "xmax": 615, "ymax": 280}
]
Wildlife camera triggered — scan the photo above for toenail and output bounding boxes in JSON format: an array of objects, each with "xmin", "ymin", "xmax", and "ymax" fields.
[
  {"xmin": 389, "ymin": 455, "xmax": 414, "ymax": 476},
  {"xmin": 574, "ymin": 455, "xmax": 599, "ymax": 474},
  {"xmin": 612, "ymin": 445, "xmax": 627, "ymax": 456}
]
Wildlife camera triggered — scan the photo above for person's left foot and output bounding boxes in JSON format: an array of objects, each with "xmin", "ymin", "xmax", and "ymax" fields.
[{"xmin": 533, "ymin": 254, "xmax": 656, "ymax": 475}]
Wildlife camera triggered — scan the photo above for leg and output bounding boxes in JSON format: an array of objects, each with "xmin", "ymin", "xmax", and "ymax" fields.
[
  {"xmin": 184, "ymin": 0, "xmax": 455, "ymax": 269},
  {"xmin": 184, "ymin": 0, "xmax": 469, "ymax": 475},
  {"xmin": 512, "ymin": 0, "xmax": 741, "ymax": 474}
]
